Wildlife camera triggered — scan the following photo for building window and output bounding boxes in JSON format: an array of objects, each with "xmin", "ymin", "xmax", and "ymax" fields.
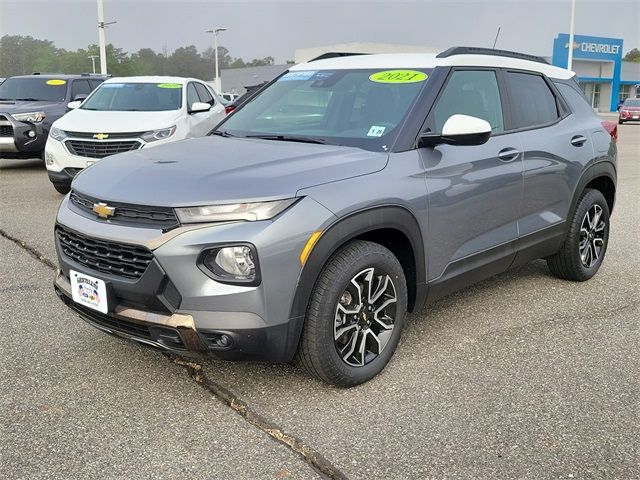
[{"xmin": 580, "ymin": 82, "xmax": 600, "ymax": 109}]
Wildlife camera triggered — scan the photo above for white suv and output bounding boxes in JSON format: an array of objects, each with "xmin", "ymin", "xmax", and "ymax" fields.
[{"xmin": 45, "ymin": 76, "xmax": 225, "ymax": 193}]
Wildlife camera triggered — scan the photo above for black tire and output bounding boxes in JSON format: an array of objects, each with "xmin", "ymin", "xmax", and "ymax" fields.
[
  {"xmin": 53, "ymin": 183, "xmax": 71, "ymax": 194},
  {"xmin": 295, "ymin": 240, "xmax": 408, "ymax": 387},
  {"xmin": 547, "ymin": 188, "xmax": 610, "ymax": 281}
]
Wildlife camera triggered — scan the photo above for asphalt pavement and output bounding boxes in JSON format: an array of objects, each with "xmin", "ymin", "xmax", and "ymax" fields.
[{"xmin": 0, "ymin": 123, "xmax": 638, "ymax": 479}]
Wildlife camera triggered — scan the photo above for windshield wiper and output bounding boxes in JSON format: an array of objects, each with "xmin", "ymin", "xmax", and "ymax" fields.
[
  {"xmin": 0, "ymin": 98, "xmax": 15, "ymax": 101},
  {"xmin": 244, "ymin": 134, "xmax": 327, "ymax": 145},
  {"xmin": 209, "ymin": 129, "xmax": 234, "ymax": 137},
  {"xmin": 13, "ymin": 98, "xmax": 42, "ymax": 101}
]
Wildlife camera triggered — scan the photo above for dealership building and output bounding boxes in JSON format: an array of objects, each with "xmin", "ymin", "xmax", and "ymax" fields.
[
  {"xmin": 551, "ymin": 33, "xmax": 640, "ymax": 112},
  {"xmin": 220, "ymin": 35, "xmax": 639, "ymax": 112}
]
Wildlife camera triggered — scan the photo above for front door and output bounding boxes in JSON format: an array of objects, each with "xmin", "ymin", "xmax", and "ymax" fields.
[{"xmin": 419, "ymin": 69, "xmax": 524, "ymax": 284}]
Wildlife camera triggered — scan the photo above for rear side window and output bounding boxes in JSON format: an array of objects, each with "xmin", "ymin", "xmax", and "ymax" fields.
[
  {"xmin": 505, "ymin": 72, "xmax": 559, "ymax": 129},
  {"xmin": 432, "ymin": 70, "xmax": 504, "ymax": 133},
  {"xmin": 555, "ymin": 83, "xmax": 594, "ymax": 117},
  {"xmin": 71, "ymin": 80, "xmax": 91, "ymax": 99}
]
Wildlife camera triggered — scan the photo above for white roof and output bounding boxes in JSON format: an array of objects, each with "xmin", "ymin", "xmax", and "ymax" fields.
[
  {"xmin": 103, "ymin": 76, "xmax": 195, "ymax": 84},
  {"xmin": 290, "ymin": 53, "xmax": 574, "ymax": 80}
]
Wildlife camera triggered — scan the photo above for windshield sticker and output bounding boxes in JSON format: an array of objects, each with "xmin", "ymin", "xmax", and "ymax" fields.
[
  {"xmin": 101, "ymin": 83, "xmax": 125, "ymax": 88},
  {"xmin": 46, "ymin": 79, "xmax": 66, "ymax": 86},
  {"xmin": 157, "ymin": 83, "xmax": 183, "ymax": 89},
  {"xmin": 369, "ymin": 70, "xmax": 428, "ymax": 84},
  {"xmin": 367, "ymin": 125, "xmax": 386, "ymax": 137},
  {"xmin": 279, "ymin": 71, "xmax": 318, "ymax": 81}
]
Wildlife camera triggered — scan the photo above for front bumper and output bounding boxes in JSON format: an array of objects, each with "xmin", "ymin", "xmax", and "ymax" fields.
[
  {"xmin": 53, "ymin": 195, "xmax": 337, "ymax": 362},
  {"xmin": 0, "ymin": 113, "xmax": 46, "ymax": 157}
]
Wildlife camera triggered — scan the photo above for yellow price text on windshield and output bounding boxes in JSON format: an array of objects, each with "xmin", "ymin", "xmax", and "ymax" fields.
[
  {"xmin": 157, "ymin": 83, "xmax": 182, "ymax": 89},
  {"xmin": 46, "ymin": 79, "xmax": 66, "ymax": 86},
  {"xmin": 369, "ymin": 70, "xmax": 428, "ymax": 83}
]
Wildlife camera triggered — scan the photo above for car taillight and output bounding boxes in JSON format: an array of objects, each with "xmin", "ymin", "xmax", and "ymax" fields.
[
  {"xmin": 224, "ymin": 105, "xmax": 235, "ymax": 115},
  {"xmin": 601, "ymin": 120, "xmax": 617, "ymax": 141}
]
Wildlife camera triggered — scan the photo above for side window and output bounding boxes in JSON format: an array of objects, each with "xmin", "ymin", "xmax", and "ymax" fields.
[
  {"xmin": 505, "ymin": 72, "xmax": 559, "ymax": 129},
  {"xmin": 187, "ymin": 83, "xmax": 199, "ymax": 109},
  {"xmin": 71, "ymin": 79, "xmax": 91, "ymax": 99},
  {"xmin": 432, "ymin": 70, "xmax": 504, "ymax": 133},
  {"xmin": 88, "ymin": 79, "xmax": 103, "ymax": 91},
  {"xmin": 194, "ymin": 83, "xmax": 214, "ymax": 105}
]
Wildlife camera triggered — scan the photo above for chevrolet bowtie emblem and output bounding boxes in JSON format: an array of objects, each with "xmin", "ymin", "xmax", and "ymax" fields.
[
  {"xmin": 93, "ymin": 202, "xmax": 115, "ymax": 218},
  {"xmin": 93, "ymin": 133, "xmax": 109, "ymax": 140}
]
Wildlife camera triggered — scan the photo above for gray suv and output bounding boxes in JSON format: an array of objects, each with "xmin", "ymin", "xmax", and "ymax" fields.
[{"xmin": 53, "ymin": 48, "xmax": 617, "ymax": 386}]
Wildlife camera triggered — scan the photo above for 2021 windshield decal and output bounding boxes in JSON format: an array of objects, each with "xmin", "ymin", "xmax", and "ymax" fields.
[{"xmin": 369, "ymin": 70, "xmax": 428, "ymax": 83}]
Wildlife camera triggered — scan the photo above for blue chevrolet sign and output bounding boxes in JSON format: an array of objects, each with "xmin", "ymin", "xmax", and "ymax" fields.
[{"xmin": 552, "ymin": 33, "xmax": 624, "ymax": 112}]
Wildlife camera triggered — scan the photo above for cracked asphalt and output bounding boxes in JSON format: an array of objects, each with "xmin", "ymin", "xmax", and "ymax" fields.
[{"xmin": 1, "ymin": 121, "xmax": 638, "ymax": 479}]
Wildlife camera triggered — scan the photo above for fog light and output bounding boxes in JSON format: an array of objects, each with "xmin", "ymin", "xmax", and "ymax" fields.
[
  {"xmin": 200, "ymin": 244, "xmax": 260, "ymax": 285},
  {"xmin": 27, "ymin": 130, "xmax": 36, "ymax": 138},
  {"xmin": 45, "ymin": 151, "xmax": 55, "ymax": 165}
]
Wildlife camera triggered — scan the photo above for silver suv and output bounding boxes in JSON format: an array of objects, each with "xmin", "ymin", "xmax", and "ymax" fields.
[{"xmin": 53, "ymin": 48, "xmax": 617, "ymax": 387}]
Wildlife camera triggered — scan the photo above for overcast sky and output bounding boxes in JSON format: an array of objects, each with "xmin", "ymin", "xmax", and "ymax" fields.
[{"xmin": 1, "ymin": 0, "xmax": 638, "ymax": 63}]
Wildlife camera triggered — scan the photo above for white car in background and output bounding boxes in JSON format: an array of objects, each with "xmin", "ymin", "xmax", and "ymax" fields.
[{"xmin": 45, "ymin": 76, "xmax": 225, "ymax": 193}]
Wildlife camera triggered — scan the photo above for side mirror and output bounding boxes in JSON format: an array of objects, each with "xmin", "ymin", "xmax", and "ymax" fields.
[
  {"xmin": 189, "ymin": 102, "xmax": 211, "ymax": 114},
  {"xmin": 67, "ymin": 101, "xmax": 82, "ymax": 110},
  {"xmin": 419, "ymin": 114, "xmax": 492, "ymax": 147},
  {"xmin": 73, "ymin": 93, "xmax": 88, "ymax": 102}
]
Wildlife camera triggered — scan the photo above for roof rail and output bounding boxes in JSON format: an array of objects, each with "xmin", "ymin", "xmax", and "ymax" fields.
[
  {"xmin": 308, "ymin": 52, "xmax": 369, "ymax": 62},
  {"xmin": 437, "ymin": 47, "xmax": 549, "ymax": 65}
]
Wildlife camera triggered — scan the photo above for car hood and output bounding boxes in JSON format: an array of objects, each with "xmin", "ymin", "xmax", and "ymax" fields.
[
  {"xmin": 54, "ymin": 108, "xmax": 183, "ymax": 133},
  {"xmin": 72, "ymin": 136, "xmax": 388, "ymax": 207},
  {"xmin": 0, "ymin": 100, "xmax": 63, "ymax": 114}
]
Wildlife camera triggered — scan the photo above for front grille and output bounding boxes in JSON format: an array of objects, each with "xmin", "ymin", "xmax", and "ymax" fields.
[
  {"xmin": 56, "ymin": 225, "xmax": 154, "ymax": 279},
  {"xmin": 65, "ymin": 131, "xmax": 147, "ymax": 139},
  {"xmin": 0, "ymin": 116, "xmax": 12, "ymax": 137},
  {"xmin": 72, "ymin": 301, "xmax": 153, "ymax": 339},
  {"xmin": 70, "ymin": 190, "xmax": 180, "ymax": 230},
  {"xmin": 66, "ymin": 140, "xmax": 141, "ymax": 159}
]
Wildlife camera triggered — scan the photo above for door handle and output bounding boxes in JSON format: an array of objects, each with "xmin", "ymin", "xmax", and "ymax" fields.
[
  {"xmin": 498, "ymin": 148, "xmax": 520, "ymax": 162},
  {"xmin": 571, "ymin": 135, "xmax": 587, "ymax": 147}
]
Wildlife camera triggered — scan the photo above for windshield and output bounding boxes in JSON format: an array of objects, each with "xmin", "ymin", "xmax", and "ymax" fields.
[
  {"xmin": 81, "ymin": 82, "xmax": 183, "ymax": 111},
  {"xmin": 219, "ymin": 68, "xmax": 431, "ymax": 150},
  {"xmin": 0, "ymin": 77, "xmax": 67, "ymax": 102},
  {"xmin": 623, "ymin": 98, "xmax": 640, "ymax": 107}
]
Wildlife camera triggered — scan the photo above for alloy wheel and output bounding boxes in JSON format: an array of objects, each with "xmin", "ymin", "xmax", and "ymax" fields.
[
  {"xmin": 333, "ymin": 268, "xmax": 398, "ymax": 367},
  {"xmin": 579, "ymin": 204, "xmax": 606, "ymax": 268}
]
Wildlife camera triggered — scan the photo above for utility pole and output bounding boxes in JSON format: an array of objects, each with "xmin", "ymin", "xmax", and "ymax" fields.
[
  {"xmin": 97, "ymin": 0, "xmax": 117, "ymax": 75},
  {"xmin": 88, "ymin": 55, "xmax": 99, "ymax": 74},
  {"xmin": 206, "ymin": 28, "xmax": 227, "ymax": 93},
  {"xmin": 567, "ymin": 0, "xmax": 577, "ymax": 71}
]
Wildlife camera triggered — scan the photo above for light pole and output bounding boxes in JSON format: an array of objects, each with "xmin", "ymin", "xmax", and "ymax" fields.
[
  {"xmin": 88, "ymin": 55, "xmax": 99, "ymax": 74},
  {"xmin": 567, "ymin": 0, "xmax": 577, "ymax": 71},
  {"xmin": 97, "ymin": 0, "xmax": 117, "ymax": 75},
  {"xmin": 206, "ymin": 28, "xmax": 227, "ymax": 93}
]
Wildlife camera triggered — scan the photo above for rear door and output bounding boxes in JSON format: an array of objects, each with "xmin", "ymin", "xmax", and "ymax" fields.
[
  {"xmin": 421, "ymin": 69, "xmax": 525, "ymax": 283},
  {"xmin": 502, "ymin": 71, "xmax": 593, "ymax": 239}
]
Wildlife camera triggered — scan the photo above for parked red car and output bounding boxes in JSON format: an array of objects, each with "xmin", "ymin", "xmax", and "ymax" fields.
[{"xmin": 618, "ymin": 98, "xmax": 640, "ymax": 124}]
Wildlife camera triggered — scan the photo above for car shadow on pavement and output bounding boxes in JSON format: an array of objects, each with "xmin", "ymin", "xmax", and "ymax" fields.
[{"xmin": 0, "ymin": 158, "xmax": 43, "ymax": 170}]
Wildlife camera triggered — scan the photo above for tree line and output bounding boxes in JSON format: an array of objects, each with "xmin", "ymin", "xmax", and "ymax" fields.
[{"xmin": 0, "ymin": 35, "xmax": 286, "ymax": 79}]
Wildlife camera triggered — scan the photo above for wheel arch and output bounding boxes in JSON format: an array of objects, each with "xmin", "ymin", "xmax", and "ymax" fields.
[
  {"xmin": 569, "ymin": 161, "xmax": 617, "ymax": 223},
  {"xmin": 289, "ymin": 205, "xmax": 427, "ymax": 324}
]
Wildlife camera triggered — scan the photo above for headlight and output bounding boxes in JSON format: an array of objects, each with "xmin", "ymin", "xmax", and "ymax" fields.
[
  {"xmin": 141, "ymin": 126, "xmax": 176, "ymax": 142},
  {"xmin": 200, "ymin": 245, "xmax": 259, "ymax": 284},
  {"xmin": 12, "ymin": 111, "xmax": 46, "ymax": 123},
  {"xmin": 49, "ymin": 126, "xmax": 67, "ymax": 141},
  {"xmin": 175, "ymin": 198, "xmax": 298, "ymax": 224}
]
